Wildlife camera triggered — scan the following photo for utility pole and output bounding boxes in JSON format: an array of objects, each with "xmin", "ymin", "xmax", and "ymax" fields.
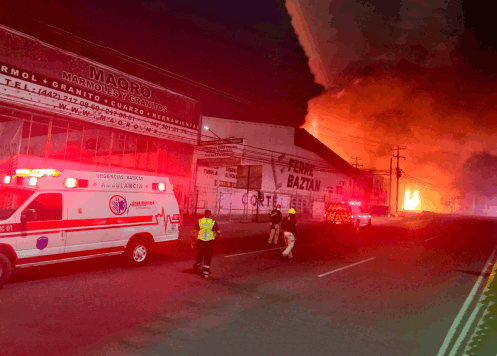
[
  {"xmin": 389, "ymin": 158, "xmax": 392, "ymax": 216},
  {"xmin": 351, "ymin": 157, "xmax": 363, "ymax": 169},
  {"xmin": 392, "ymin": 147, "xmax": 406, "ymax": 215},
  {"xmin": 351, "ymin": 157, "xmax": 363, "ymax": 197}
]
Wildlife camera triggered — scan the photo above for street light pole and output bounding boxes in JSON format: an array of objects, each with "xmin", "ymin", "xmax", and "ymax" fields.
[{"xmin": 203, "ymin": 126, "xmax": 223, "ymax": 140}]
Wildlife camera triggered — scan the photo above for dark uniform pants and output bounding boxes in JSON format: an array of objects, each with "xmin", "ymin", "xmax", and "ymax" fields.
[{"xmin": 194, "ymin": 240, "xmax": 215, "ymax": 276}]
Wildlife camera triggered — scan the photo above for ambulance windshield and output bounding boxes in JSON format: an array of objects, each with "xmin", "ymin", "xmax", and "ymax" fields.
[{"xmin": 0, "ymin": 188, "xmax": 35, "ymax": 220}]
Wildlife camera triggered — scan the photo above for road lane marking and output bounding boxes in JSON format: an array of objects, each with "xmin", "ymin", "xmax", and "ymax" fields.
[
  {"xmin": 224, "ymin": 247, "xmax": 285, "ymax": 258},
  {"xmin": 436, "ymin": 246, "xmax": 497, "ymax": 356},
  {"xmin": 447, "ymin": 303, "xmax": 484, "ymax": 356},
  {"xmin": 317, "ymin": 257, "xmax": 376, "ymax": 278},
  {"xmin": 424, "ymin": 236, "xmax": 438, "ymax": 242},
  {"xmin": 462, "ymin": 259, "xmax": 497, "ymax": 354}
]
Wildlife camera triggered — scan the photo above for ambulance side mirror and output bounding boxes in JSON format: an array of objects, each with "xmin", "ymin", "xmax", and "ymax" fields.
[{"xmin": 21, "ymin": 209, "xmax": 37, "ymax": 222}]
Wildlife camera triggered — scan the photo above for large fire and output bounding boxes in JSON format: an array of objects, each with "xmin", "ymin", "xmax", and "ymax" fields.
[{"xmin": 404, "ymin": 190, "xmax": 420, "ymax": 210}]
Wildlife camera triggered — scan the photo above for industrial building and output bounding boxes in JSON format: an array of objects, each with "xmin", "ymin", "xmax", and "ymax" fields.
[{"xmin": 192, "ymin": 116, "xmax": 361, "ymax": 220}]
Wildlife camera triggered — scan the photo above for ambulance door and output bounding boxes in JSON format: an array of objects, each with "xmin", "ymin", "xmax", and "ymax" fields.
[
  {"xmin": 64, "ymin": 191, "xmax": 104, "ymax": 254},
  {"xmin": 16, "ymin": 192, "xmax": 67, "ymax": 263}
]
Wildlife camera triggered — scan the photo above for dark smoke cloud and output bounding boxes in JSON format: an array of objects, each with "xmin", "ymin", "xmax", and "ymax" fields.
[
  {"xmin": 461, "ymin": 152, "xmax": 497, "ymax": 197},
  {"xmin": 287, "ymin": 0, "xmax": 464, "ymax": 89},
  {"xmin": 286, "ymin": 0, "xmax": 497, "ymax": 212}
]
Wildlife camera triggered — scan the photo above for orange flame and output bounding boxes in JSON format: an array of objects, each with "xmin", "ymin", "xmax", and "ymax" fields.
[{"xmin": 405, "ymin": 190, "xmax": 420, "ymax": 210}]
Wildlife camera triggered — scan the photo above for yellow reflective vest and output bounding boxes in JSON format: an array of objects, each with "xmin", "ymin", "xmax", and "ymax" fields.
[{"xmin": 197, "ymin": 217, "xmax": 217, "ymax": 241}]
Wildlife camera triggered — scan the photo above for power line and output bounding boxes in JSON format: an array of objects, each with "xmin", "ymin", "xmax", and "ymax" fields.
[
  {"xmin": 318, "ymin": 126, "xmax": 392, "ymax": 146},
  {"xmin": 403, "ymin": 178, "xmax": 441, "ymax": 191},
  {"xmin": 31, "ymin": 20, "xmax": 257, "ymax": 107},
  {"xmin": 198, "ymin": 133, "xmax": 354, "ymax": 172},
  {"xmin": 311, "ymin": 131, "xmax": 390, "ymax": 147},
  {"xmin": 195, "ymin": 138, "xmax": 354, "ymax": 174},
  {"xmin": 195, "ymin": 145, "xmax": 348, "ymax": 174},
  {"xmin": 403, "ymin": 174, "xmax": 447, "ymax": 189}
]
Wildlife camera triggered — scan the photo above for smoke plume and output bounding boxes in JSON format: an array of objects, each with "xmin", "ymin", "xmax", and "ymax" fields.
[{"xmin": 286, "ymin": 0, "xmax": 497, "ymax": 212}]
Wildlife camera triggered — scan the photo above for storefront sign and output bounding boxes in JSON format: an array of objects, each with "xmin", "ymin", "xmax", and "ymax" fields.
[
  {"xmin": 197, "ymin": 166, "xmax": 239, "ymax": 187},
  {"xmin": 0, "ymin": 25, "xmax": 201, "ymax": 144},
  {"xmin": 286, "ymin": 158, "xmax": 321, "ymax": 192},
  {"xmin": 197, "ymin": 138, "xmax": 245, "ymax": 161}
]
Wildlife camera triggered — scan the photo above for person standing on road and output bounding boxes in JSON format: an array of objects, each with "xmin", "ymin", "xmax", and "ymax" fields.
[
  {"xmin": 192, "ymin": 210, "xmax": 222, "ymax": 279},
  {"xmin": 268, "ymin": 204, "xmax": 282, "ymax": 244},
  {"xmin": 281, "ymin": 208, "xmax": 297, "ymax": 259}
]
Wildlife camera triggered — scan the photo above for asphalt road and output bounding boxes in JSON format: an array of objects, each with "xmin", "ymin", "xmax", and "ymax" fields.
[{"xmin": 1, "ymin": 214, "xmax": 497, "ymax": 356}]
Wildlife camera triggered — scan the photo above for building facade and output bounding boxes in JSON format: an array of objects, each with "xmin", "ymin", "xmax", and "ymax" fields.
[
  {"xmin": 191, "ymin": 117, "xmax": 356, "ymax": 220},
  {"xmin": 0, "ymin": 25, "xmax": 201, "ymax": 213}
]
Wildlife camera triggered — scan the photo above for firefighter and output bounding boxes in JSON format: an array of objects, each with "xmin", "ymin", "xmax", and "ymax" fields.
[
  {"xmin": 281, "ymin": 208, "xmax": 297, "ymax": 259},
  {"xmin": 192, "ymin": 209, "xmax": 222, "ymax": 279},
  {"xmin": 268, "ymin": 204, "xmax": 282, "ymax": 244}
]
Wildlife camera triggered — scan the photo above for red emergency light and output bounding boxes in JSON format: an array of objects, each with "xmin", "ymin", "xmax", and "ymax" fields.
[
  {"xmin": 152, "ymin": 182, "xmax": 166, "ymax": 191},
  {"xmin": 64, "ymin": 178, "xmax": 78, "ymax": 188},
  {"xmin": 64, "ymin": 178, "xmax": 89, "ymax": 189}
]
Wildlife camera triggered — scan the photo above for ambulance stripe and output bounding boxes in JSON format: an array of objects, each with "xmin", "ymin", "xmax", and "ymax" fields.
[
  {"xmin": 0, "ymin": 215, "xmax": 154, "ymax": 238},
  {"xmin": 16, "ymin": 246, "xmax": 125, "ymax": 265},
  {"xmin": 16, "ymin": 240, "xmax": 178, "ymax": 266}
]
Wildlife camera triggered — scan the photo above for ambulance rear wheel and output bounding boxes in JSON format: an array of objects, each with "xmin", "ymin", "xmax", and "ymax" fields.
[
  {"xmin": 0, "ymin": 253, "xmax": 13, "ymax": 288},
  {"xmin": 126, "ymin": 239, "xmax": 151, "ymax": 266}
]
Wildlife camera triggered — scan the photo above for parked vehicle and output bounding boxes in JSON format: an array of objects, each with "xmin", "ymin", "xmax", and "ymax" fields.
[
  {"xmin": 324, "ymin": 200, "xmax": 372, "ymax": 234},
  {"xmin": 0, "ymin": 168, "xmax": 181, "ymax": 288}
]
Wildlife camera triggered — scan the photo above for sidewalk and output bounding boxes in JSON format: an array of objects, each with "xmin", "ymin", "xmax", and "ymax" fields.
[{"xmin": 179, "ymin": 215, "xmax": 405, "ymax": 242}]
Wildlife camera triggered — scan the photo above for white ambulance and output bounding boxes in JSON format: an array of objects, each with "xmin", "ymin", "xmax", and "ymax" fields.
[{"xmin": 0, "ymin": 168, "xmax": 181, "ymax": 288}]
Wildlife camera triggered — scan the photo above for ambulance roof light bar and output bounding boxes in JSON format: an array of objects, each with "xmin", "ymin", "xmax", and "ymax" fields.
[{"xmin": 15, "ymin": 168, "xmax": 61, "ymax": 178}]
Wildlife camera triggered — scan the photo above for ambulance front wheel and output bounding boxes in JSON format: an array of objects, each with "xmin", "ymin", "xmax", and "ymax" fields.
[
  {"xmin": 126, "ymin": 239, "xmax": 151, "ymax": 266},
  {"xmin": 0, "ymin": 253, "xmax": 13, "ymax": 288}
]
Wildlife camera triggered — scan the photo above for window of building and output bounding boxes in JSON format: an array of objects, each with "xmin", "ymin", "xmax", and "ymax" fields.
[
  {"xmin": 20, "ymin": 120, "xmax": 31, "ymax": 155},
  {"xmin": 121, "ymin": 136, "xmax": 137, "ymax": 168},
  {"xmin": 109, "ymin": 135, "xmax": 124, "ymax": 167},
  {"xmin": 28, "ymin": 122, "xmax": 49, "ymax": 157},
  {"xmin": 0, "ymin": 105, "xmax": 194, "ymax": 179},
  {"xmin": 80, "ymin": 128, "xmax": 99, "ymax": 164},
  {"xmin": 48, "ymin": 122, "xmax": 68, "ymax": 160}
]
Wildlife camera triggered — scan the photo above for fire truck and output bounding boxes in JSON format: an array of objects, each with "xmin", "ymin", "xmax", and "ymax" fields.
[{"xmin": 0, "ymin": 168, "xmax": 180, "ymax": 288}]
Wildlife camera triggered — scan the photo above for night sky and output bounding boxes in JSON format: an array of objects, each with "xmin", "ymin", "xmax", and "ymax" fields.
[
  {"xmin": 2, "ymin": 0, "xmax": 496, "ymax": 211},
  {"xmin": 2, "ymin": 0, "xmax": 321, "ymax": 127}
]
